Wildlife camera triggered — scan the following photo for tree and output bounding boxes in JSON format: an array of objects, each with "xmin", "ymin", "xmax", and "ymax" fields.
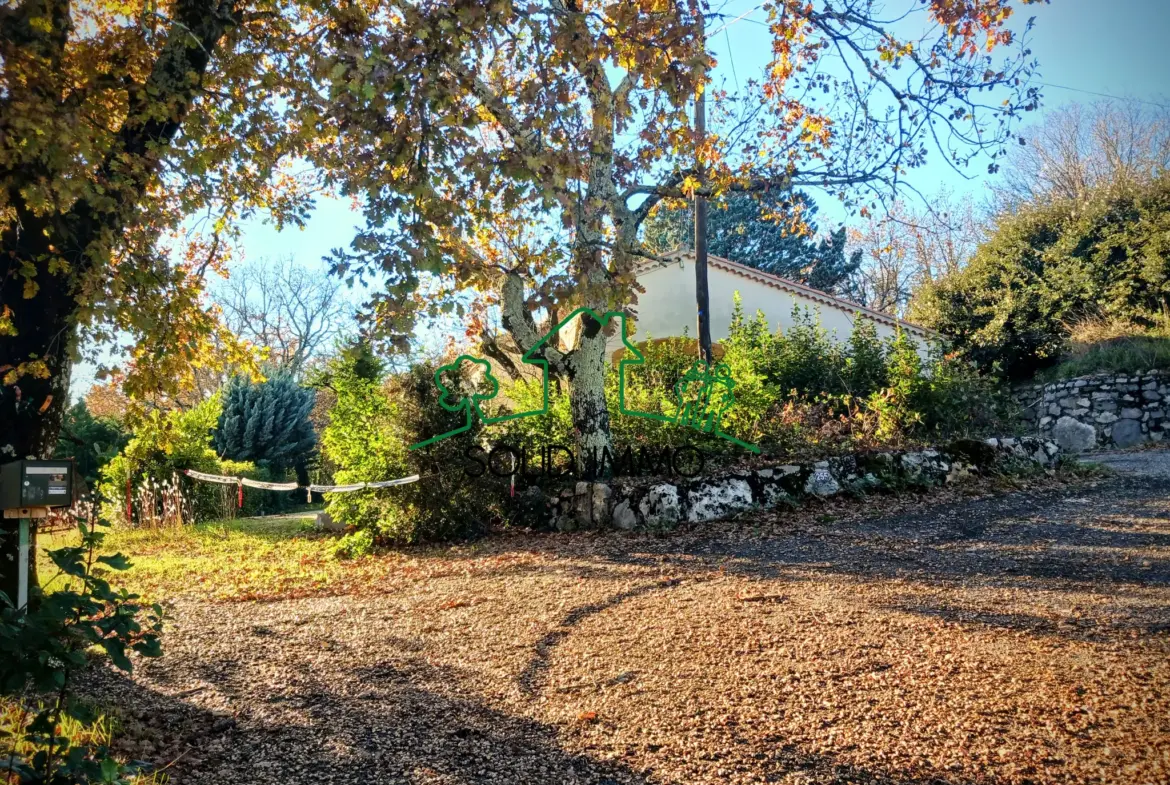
[
  {"xmin": 0, "ymin": 0, "xmax": 340, "ymax": 598},
  {"xmin": 213, "ymin": 256, "xmax": 354, "ymax": 376},
  {"xmin": 642, "ymin": 191, "xmax": 861, "ymax": 293},
  {"xmin": 991, "ymin": 99, "xmax": 1170, "ymax": 211},
  {"xmin": 845, "ymin": 191, "xmax": 986, "ymax": 315},
  {"xmin": 845, "ymin": 217, "xmax": 916, "ymax": 316},
  {"xmin": 911, "ymin": 175, "xmax": 1170, "ymax": 378},
  {"xmin": 321, "ymin": 0, "xmax": 1045, "ymax": 467},
  {"xmin": 52, "ymin": 400, "xmax": 129, "ymax": 488},
  {"xmin": 214, "ymin": 373, "xmax": 317, "ymax": 484}
]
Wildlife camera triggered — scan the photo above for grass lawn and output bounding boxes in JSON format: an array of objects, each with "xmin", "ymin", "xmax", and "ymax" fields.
[{"xmin": 37, "ymin": 515, "xmax": 399, "ymax": 604}]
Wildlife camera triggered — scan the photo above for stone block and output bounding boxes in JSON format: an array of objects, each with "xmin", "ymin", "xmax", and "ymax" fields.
[
  {"xmin": 1120, "ymin": 407, "xmax": 1144, "ymax": 420},
  {"xmin": 1053, "ymin": 416, "xmax": 1096, "ymax": 452},
  {"xmin": 804, "ymin": 468, "xmax": 840, "ymax": 497},
  {"xmin": 687, "ymin": 478, "xmax": 754, "ymax": 523},
  {"xmin": 612, "ymin": 499, "xmax": 637, "ymax": 530},
  {"xmin": 1094, "ymin": 412, "xmax": 1118, "ymax": 425},
  {"xmin": 639, "ymin": 483, "xmax": 681, "ymax": 529},
  {"xmin": 314, "ymin": 511, "xmax": 346, "ymax": 533},
  {"xmin": 1111, "ymin": 419, "xmax": 1144, "ymax": 449}
]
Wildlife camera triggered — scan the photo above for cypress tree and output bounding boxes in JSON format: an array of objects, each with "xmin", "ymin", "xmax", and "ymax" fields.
[{"xmin": 215, "ymin": 373, "xmax": 317, "ymax": 484}]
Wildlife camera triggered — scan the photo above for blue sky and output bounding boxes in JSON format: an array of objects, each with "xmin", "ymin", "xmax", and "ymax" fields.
[
  {"xmin": 71, "ymin": 0, "xmax": 1170, "ymax": 398},
  {"xmin": 234, "ymin": 0, "xmax": 1169, "ymax": 274}
]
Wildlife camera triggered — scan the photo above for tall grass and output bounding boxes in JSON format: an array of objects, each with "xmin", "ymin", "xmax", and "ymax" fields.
[{"xmin": 1038, "ymin": 317, "xmax": 1170, "ymax": 380}]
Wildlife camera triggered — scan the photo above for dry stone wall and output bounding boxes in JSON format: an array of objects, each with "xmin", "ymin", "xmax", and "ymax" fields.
[
  {"xmin": 547, "ymin": 437, "xmax": 1061, "ymax": 533},
  {"xmin": 1015, "ymin": 371, "xmax": 1168, "ymax": 452}
]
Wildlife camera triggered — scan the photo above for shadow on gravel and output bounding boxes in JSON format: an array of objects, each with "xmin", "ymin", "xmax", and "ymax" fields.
[
  {"xmin": 93, "ymin": 662, "xmax": 648, "ymax": 785},
  {"xmin": 516, "ymin": 577, "xmax": 686, "ymax": 697},
  {"xmin": 92, "ymin": 656, "xmax": 1024, "ymax": 785},
  {"xmin": 534, "ymin": 475, "xmax": 1170, "ymax": 591}
]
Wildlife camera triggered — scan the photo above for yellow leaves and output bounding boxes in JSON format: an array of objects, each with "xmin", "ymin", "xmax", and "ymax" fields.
[
  {"xmin": 681, "ymin": 174, "xmax": 702, "ymax": 198},
  {"xmin": 28, "ymin": 16, "xmax": 53, "ymax": 34},
  {"xmin": 2, "ymin": 359, "xmax": 52, "ymax": 385}
]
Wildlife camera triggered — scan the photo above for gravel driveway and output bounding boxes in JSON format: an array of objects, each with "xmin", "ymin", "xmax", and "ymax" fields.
[{"xmin": 94, "ymin": 466, "xmax": 1170, "ymax": 785}]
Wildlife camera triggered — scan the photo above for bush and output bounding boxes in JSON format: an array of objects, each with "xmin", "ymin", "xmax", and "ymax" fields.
[
  {"xmin": 1036, "ymin": 317, "xmax": 1170, "ymax": 380},
  {"xmin": 497, "ymin": 298, "xmax": 1014, "ymax": 465},
  {"xmin": 0, "ymin": 510, "xmax": 163, "ymax": 783},
  {"xmin": 319, "ymin": 343, "xmax": 507, "ymax": 548},
  {"xmin": 97, "ymin": 396, "xmax": 224, "ymax": 526},
  {"xmin": 911, "ymin": 176, "xmax": 1170, "ymax": 379},
  {"xmin": 97, "ymin": 396, "xmax": 283, "ymax": 525},
  {"xmin": 320, "ymin": 305, "xmax": 1013, "ymax": 544}
]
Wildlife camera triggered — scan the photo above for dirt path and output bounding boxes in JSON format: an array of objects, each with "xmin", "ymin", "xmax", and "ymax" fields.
[{"xmin": 95, "ymin": 467, "xmax": 1170, "ymax": 785}]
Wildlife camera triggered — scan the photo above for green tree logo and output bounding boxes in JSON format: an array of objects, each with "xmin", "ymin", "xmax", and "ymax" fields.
[
  {"xmin": 410, "ymin": 309, "xmax": 758, "ymax": 453},
  {"xmin": 410, "ymin": 356, "xmax": 503, "ymax": 449}
]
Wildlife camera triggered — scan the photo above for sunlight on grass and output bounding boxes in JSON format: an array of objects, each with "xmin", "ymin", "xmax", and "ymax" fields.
[{"xmin": 37, "ymin": 516, "xmax": 398, "ymax": 604}]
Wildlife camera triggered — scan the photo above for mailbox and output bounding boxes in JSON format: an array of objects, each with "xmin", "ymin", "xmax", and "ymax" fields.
[{"xmin": 1, "ymin": 460, "xmax": 73, "ymax": 513}]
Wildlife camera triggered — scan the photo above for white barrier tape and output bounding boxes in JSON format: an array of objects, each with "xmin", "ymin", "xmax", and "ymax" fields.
[
  {"xmin": 183, "ymin": 469, "xmax": 240, "ymax": 486},
  {"xmin": 183, "ymin": 470, "xmax": 421, "ymax": 493}
]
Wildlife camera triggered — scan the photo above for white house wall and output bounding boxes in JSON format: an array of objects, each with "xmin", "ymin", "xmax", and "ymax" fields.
[{"xmin": 623, "ymin": 256, "xmax": 934, "ymax": 355}]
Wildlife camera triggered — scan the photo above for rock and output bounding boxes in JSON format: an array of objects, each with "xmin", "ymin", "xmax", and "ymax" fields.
[
  {"xmin": 314, "ymin": 511, "xmax": 345, "ymax": 533},
  {"xmin": 1111, "ymin": 419, "xmax": 1144, "ymax": 449},
  {"xmin": 1120, "ymin": 407, "xmax": 1144, "ymax": 420},
  {"xmin": 1053, "ymin": 416, "xmax": 1096, "ymax": 453},
  {"xmin": 687, "ymin": 478, "xmax": 754, "ymax": 523},
  {"xmin": 761, "ymin": 483, "xmax": 790, "ymax": 507},
  {"xmin": 591, "ymin": 483, "xmax": 612, "ymax": 527},
  {"xmin": 1095, "ymin": 412, "xmax": 1118, "ymax": 425},
  {"xmin": 804, "ymin": 468, "xmax": 840, "ymax": 497},
  {"xmin": 638, "ymin": 484, "xmax": 681, "ymax": 529},
  {"xmin": 612, "ymin": 499, "xmax": 637, "ymax": 530}
]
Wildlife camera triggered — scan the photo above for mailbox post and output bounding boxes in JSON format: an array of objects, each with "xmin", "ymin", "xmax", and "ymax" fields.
[{"xmin": 1, "ymin": 460, "xmax": 74, "ymax": 610}]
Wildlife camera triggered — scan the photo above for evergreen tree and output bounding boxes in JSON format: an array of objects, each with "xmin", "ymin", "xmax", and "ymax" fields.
[
  {"xmin": 642, "ymin": 191, "xmax": 862, "ymax": 294},
  {"xmin": 215, "ymin": 374, "xmax": 317, "ymax": 485}
]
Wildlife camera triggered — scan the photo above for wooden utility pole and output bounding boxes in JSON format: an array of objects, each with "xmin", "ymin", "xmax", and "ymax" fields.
[{"xmin": 693, "ymin": 9, "xmax": 713, "ymax": 363}]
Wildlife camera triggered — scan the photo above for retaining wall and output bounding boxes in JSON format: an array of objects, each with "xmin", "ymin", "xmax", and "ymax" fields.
[
  {"xmin": 1015, "ymin": 371, "xmax": 1169, "ymax": 451},
  {"xmin": 547, "ymin": 437, "xmax": 1061, "ymax": 533}
]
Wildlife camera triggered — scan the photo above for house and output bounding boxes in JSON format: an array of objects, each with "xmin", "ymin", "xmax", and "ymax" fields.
[{"xmin": 623, "ymin": 250, "xmax": 936, "ymax": 353}]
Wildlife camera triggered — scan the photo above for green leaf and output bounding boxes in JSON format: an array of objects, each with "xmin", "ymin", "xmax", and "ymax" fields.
[{"xmin": 97, "ymin": 553, "xmax": 133, "ymax": 571}]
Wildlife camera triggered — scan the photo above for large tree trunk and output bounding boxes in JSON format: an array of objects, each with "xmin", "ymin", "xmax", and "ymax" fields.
[
  {"xmin": 565, "ymin": 309, "xmax": 612, "ymax": 478},
  {"xmin": 0, "ymin": 213, "xmax": 79, "ymax": 607}
]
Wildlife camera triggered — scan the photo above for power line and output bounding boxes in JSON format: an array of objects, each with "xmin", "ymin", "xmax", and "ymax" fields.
[{"xmin": 1037, "ymin": 81, "xmax": 1169, "ymax": 110}]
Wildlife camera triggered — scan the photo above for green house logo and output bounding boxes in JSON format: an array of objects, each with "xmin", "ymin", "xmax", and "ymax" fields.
[{"xmin": 410, "ymin": 307, "xmax": 759, "ymax": 454}]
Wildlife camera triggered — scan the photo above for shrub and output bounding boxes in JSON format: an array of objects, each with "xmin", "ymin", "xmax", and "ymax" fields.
[
  {"xmin": 97, "ymin": 396, "xmax": 224, "ymax": 525},
  {"xmin": 215, "ymin": 373, "xmax": 316, "ymax": 484},
  {"xmin": 97, "ymin": 396, "xmax": 280, "ymax": 525},
  {"xmin": 911, "ymin": 175, "xmax": 1170, "ymax": 378},
  {"xmin": 1036, "ymin": 316, "xmax": 1170, "ymax": 380},
  {"xmin": 319, "ymin": 343, "xmax": 506, "ymax": 547},
  {"xmin": 0, "ymin": 509, "xmax": 163, "ymax": 783}
]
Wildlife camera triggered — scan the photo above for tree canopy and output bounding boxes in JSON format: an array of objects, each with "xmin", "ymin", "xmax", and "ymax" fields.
[
  {"xmin": 317, "ymin": 0, "xmax": 1046, "ymax": 462},
  {"xmin": 911, "ymin": 175, "xmax": 1170, "ymax": 378},
  {"xmin": 1, "ymin": 0, "xmax": 1047, "ymax": 472},
  {"xmin": 642, "ymin": 191, "xmax": 861, "ymax": 294}
]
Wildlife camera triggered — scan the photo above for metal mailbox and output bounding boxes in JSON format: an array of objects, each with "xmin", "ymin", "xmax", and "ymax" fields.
[{"xmin": 1, "ymin": 460, "xmax": 73, "ymax": 513}]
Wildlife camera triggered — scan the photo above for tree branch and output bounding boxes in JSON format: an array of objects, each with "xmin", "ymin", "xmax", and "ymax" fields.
[{"xmin": 499, "ymin": 271, "xmax": 568, "ymax": 374}]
